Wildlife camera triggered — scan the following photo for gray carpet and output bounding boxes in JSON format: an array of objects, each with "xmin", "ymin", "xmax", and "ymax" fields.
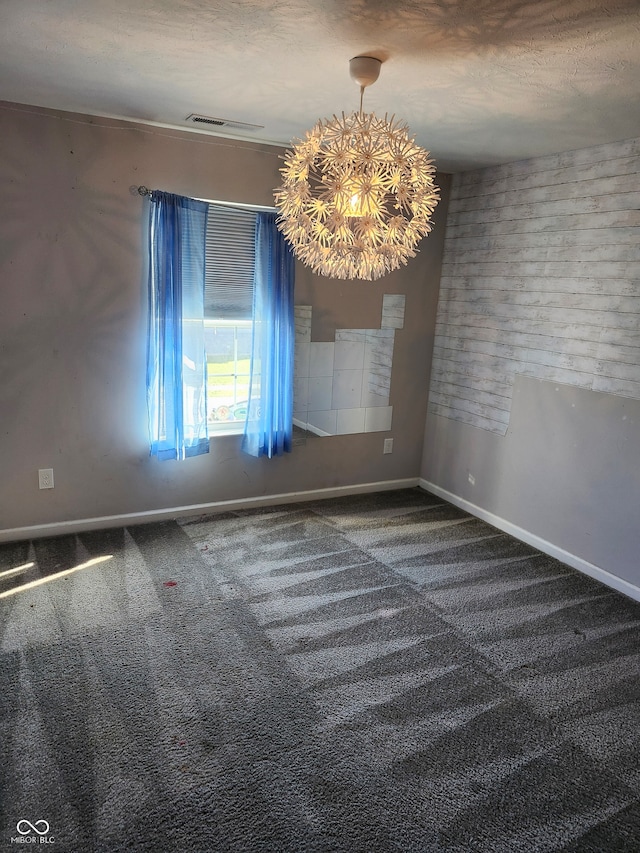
[{"xmin": 1, "ymin": 488, "xmax": 639, "ymax": 852}]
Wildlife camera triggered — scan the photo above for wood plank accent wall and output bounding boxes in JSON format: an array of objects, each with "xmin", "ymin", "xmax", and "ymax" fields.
[{"xmin": 429, "ymin": 137, "xmax": 640, "ymax": 434}]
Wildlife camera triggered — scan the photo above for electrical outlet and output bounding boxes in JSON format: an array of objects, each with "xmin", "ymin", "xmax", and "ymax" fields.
[
  {"xmin": 383, "ymin": 438, "xmax": 394, "ymax": 454},
  {"xmin": 38, "ymin": 468, "xmax": 54, "ymax": 489}
]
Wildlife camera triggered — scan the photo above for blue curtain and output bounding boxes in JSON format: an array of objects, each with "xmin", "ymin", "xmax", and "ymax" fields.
[
  {"xmin": 242, "ymin": 212, "xmax": 295, "ymax": 458},
  {"xmin": 146, "ymin": 191, "xmax": 209, "ymax": 460}
]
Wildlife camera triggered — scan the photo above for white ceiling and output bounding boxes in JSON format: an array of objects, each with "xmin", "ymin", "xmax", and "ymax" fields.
[{"xmin": 2, "ymin": 0, "xmax": 640, "ymax": 172}]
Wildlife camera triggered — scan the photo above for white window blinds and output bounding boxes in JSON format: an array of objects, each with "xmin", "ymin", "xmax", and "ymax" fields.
[{"xmin": 204, "ymin": 204, "xmax": 257, "ymax": 321}]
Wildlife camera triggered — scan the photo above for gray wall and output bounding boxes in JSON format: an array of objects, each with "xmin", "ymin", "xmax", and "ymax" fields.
[
  {"xmin": 0, "ymin": 102, "xmax": 450, "ymax": 535},
  {"xmin": 422, "ymin": 138, "xmax": 640, "ymax": 589}
]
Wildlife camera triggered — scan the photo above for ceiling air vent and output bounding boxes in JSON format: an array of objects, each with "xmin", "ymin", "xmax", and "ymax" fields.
[{"xmin": 185, "ymin": 114, "xmax": 264, "ymax": 132}]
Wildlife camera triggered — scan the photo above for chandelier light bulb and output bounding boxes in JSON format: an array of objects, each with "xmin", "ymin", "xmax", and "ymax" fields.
[{"xmin": 274, "ymin": 57, "xmax": 440, "ymax": 280}]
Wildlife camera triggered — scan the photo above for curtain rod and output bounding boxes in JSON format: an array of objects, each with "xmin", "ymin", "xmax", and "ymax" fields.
[{"xmin": 133, "ymin": 185, "xmax": 275, "ymax": 213}]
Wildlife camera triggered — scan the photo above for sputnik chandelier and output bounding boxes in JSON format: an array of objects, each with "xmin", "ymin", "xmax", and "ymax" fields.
[{"xmin": 274, "ymin": 56, "xmax": 440, "ymax": 281}]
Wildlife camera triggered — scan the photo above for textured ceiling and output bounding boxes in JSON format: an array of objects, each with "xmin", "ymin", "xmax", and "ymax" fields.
[{"xmin": 1, "ymin": 0, "xmax": 640, "ymax": 171}]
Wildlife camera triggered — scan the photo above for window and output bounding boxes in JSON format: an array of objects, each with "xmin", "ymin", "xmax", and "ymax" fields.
[
  {"xmin": 204, "ymin": 203, "xmax": 259, "ymax": 434},
  {"xmin": 146, "ymin": 191, "xmax": 294, "ymax": 460}
]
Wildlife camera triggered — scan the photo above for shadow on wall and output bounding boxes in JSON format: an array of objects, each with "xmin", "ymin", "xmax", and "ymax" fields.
[{"xmin": 0, "ymin": 115, "xmax": 141, "ymax": 446}]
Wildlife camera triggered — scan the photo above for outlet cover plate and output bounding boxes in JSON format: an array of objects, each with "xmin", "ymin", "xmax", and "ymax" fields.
[{"xmin": 38, "ymin": 468, "xmax": 54, "ymax": 489}]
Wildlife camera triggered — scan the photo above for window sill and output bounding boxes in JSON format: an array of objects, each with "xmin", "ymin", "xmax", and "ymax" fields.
[{"xmin": 208, "ymin": 427, "xmax": 243, "ymax": 438}]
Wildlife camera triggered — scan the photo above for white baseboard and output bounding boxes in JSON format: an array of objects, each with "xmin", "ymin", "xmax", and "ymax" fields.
[
  {"xmin": 419, "ymin": 479, "xmax": 640, "ymax": 604},
  {"xmin": 0, "ymin": 478, "xmax": 420, "ymax": 544}
]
